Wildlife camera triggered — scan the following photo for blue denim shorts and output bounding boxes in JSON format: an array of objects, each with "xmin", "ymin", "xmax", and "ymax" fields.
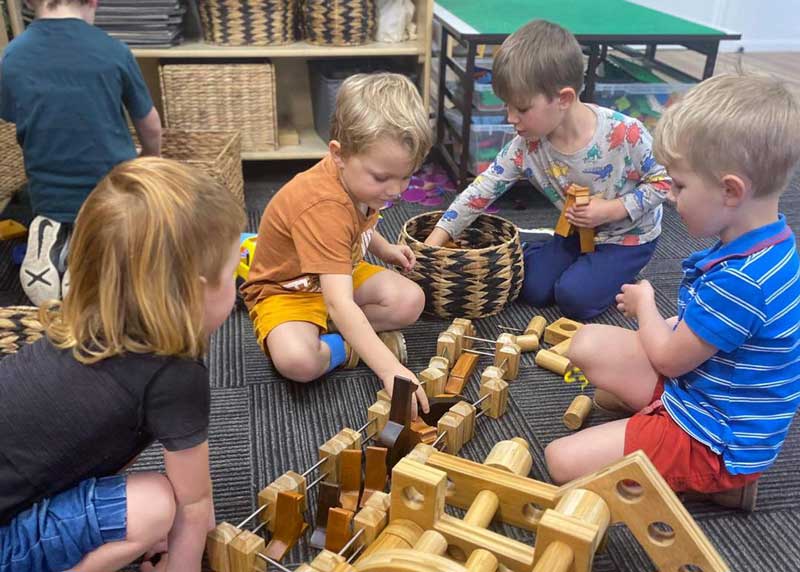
[{"xmin": 0, "ymin": 475, "xmax": 127, "ymax": 572}]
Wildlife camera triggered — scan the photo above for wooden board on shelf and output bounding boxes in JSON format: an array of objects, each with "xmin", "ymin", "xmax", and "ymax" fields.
[
  {"xmin": 242, "ymin": 127, "xmax": 328, "ymax": 160},
  {"xmin": 132, "ymin": 39, "xmax": 423, "ymax": 59}
]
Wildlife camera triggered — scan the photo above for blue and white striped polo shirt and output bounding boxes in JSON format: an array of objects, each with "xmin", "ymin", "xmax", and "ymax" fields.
[{"xmin": 662, "ymin": 215, "xmax": 800, "ymax": 475}]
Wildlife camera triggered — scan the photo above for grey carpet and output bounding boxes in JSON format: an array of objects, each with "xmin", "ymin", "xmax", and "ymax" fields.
[{"xmin": 2, "ymin": 165, "xmax": 798, "ymax": 571}]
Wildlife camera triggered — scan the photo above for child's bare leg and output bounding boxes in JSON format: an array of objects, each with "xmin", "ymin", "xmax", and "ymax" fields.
[
  {"xmin": 267, "ymin": 321, "xmax": 329, "ymax": 382},
  {"xmin": 545, "ymin": 419, "xmax": 629, "ymax": 484},
  {"xmin": 353, "ymin": 271, "xmax": 424, "ymax": 332},
  {"xmin": 568, "ymin": 324, "xmax": 660, "ymax": 411},
  {"xmin": 72, "ymin": 473, "xmax": 176, "ymax": 572}
]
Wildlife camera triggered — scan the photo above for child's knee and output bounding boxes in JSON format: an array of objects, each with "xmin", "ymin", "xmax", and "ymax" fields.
[
  {"xmin": 128, "ymin": 473, "xmax": 176, "ymax": 543},
  {"xmin": 544, "ymin": 439, "xmax": 576, "ymax": 485},
  {"xmin": 554, "ymin": 287, "xmax": 603, "ymax": 321},
  {"xmin": 272, "ymin": 346, "xmax": 322, "ymax": 383},
  {"xmin": 389, "ymin": 281, "xmax": 425, "ymax": 324}
]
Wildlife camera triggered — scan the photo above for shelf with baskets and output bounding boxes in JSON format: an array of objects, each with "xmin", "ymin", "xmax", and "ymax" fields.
[{"xmin": 132, "ymin": 0, "xmax": 434, "ymax": 162}]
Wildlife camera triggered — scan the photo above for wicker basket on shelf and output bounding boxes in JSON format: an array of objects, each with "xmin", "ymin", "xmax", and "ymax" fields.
[
  {"xmin": 197, "ymin": 0, "xmax": 297, "ymax": 46},
  {"xmin": 303, "ymin": 0, "xmax": 375, "ymax": 46},
  {"xmin": 398, "ymin": 211, "xmax": 525, "ymax": 319},
  {"xmin": 0, "ymin": 121, "xmax": 26, "ymax": 214},
  {"xmin": 0, "ymin": 306, "xmax": 43, "ymax": 357},
  {"xmin": 159, "ymin": 63, "xmax": 278, "ymax": 153}
]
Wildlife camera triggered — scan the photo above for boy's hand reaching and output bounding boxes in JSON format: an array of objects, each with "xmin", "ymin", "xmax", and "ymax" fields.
[
  {"xmin": 616, "ymin": 280, "xmax": 656, "ymax": 319},
  {"xmin": 382, "ymin": 244, "xmax": 416, "ymax": 272},
  {"xmin": 382, "ymin": 368, "xmax": 430, "ymax": 420},
  {"xmin": 566, "ymin": 196, "xmax": 627, "ymax": 228}
]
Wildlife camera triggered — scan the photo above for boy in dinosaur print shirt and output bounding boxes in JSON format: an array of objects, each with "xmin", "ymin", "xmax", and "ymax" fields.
[{"xmin": 426, "ymin": 20, "xmax": 670, "ymax": 320}]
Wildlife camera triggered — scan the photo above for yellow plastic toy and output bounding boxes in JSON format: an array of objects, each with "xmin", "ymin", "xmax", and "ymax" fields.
[
  {"xmin": 0, "ymin": 220, "xmax": 27, "ymax": 240},
  {"xmin": 237, "ymin": 233, "xmax": 257, "ymax": 282}
]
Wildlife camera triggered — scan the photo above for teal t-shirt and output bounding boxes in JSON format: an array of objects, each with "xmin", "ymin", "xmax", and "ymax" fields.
[{"xmin": 0, "ymin": 18, "xmax": 153, "ymax": 223}]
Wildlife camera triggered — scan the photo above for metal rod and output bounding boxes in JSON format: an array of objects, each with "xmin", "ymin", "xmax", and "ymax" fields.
[
  {"xmin": 348, "ymin": 543, "xmax": 366, "ymax": 563},
  {"xmin": 432, "ymin": 431, "xmax": 447, "ymax": 448},
  {"xmin": 357, "ymin": 417, "xmax": 376, "ymax": 435},
  {"xmin": 251, "ymin": 520, "xmax": 267, "ymax": 536},
  {"xmin": 365, "ymin": 431, "xmax": 378, "ymax": 443},
  {"xmin": 338, "ymin": 528, "xmax": 365, "ymax": 556},
  {"xmin": 434, "ymin": 439, "xmax": 447, "ymax": 451},
  {"xmin": 308, "ymin": 471, "xmax": 331, "ymax": 491},
  {"xmin": 463, "ymin": 334, "xmax": 496, "ymax": 344},
  {"xmin": 476, "ymin": 409, "xmax": 486, "ymax": 420},
  {"xmin": 301, "ymin": 457, "xmax": 327, "ymax": 478},
  {"xmin": 256, "ymin": 553, "xmax": 293, "ymax": 572},
  {"xmin": 236, "ymin": 504, "xmax": 267, "ymax": 529},
  {"xmin": 464, "ymin": 349, "xmax": 495, "ymax": 358},
  {"xmin": 473, "ymin": 393, "xmax": 490, "ymax": 408},
  {"xmin": 499, "ymin": 325, "xmax": 523, "ymax": 332},
  {"xmin": 497, "ymin": 357, "xmax": 509, "ymax": 370}
]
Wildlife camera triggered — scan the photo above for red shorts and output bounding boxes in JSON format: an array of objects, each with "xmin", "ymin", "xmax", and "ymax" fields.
[{"xmin": 624, "ymin": 379, "xmax": 761, "ymax": 493}]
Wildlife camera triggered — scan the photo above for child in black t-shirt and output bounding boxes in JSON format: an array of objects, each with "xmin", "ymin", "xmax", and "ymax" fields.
[{"xmin": 0, "ymin": 158, "xmax": 244, "ymax": 572}]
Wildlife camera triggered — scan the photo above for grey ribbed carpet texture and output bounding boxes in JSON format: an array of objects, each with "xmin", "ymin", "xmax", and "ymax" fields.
[{"xmin": 1, "ymin": 168, "xmax": 798, "ymax": 571}]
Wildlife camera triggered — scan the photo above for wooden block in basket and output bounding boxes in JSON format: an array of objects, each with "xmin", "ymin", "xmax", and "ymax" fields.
[{"xmin": 159, "ymin": 63, "xmax": 278, "ymax": 154}]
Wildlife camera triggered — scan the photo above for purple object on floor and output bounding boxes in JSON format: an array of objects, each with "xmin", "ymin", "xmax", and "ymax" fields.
[
  {"xmin": 402, "ymin": 187, "xmax": 426, "ymax": 202},
  {"xmin": 486, "ymin": 204, "xmax": 500, "ymax": 214},
  {"xmin": 420, "ymin": 196, "xmax": 445, "ymax": 206}
]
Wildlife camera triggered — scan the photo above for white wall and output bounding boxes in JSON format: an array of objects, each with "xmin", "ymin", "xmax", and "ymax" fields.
[{"xmin": 631, "ymin": 0, "xmax": 800, "ymax": 52}]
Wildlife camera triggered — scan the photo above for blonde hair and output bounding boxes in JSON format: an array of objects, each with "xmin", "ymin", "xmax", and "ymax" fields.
[
  {"xmin": 330, "ymin": 72, "xmax": 432, "ymax": 171},
  {"xmin": 654, "ymin": 73, "xmax": 800, "ymax": 197},
  {"xmin": 493, "ymin": 19, "xmax": 584, "ymax": 106},
  {"xmin": 43, "ymin": 157, "xmax": 245, "ymax": 364}
]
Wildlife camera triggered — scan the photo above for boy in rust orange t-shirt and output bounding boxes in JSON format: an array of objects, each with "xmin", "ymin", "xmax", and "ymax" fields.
[{"xmin": 242, "ymin": 73, "xmax": 432, "ymax": 416}]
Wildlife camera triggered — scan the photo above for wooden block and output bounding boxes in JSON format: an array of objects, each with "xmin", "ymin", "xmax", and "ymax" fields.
[
  {"xmin": 410, "ymin": 418, "xmax": 438, "ymax": 445},
  {"xmin": 452, "ymin": 318, "xmax": 475, "ymax": 346},
  {"xmin": 555, "ymin": 193, "xmax": 575, "ymax": 238},
  {"xmin": 419, "ymin": 367, "xmax": 447, "ymax": 398},
  {"xmin": 339, "ymin": 449, "xmax": 362, "ymax": 512},
  {"xmin": 479, "ymin": 377, "xmax": 509, "ymax": 419},
  {"xmin": 437, "ymin": 411, "xmax": 465, "ymax": 455},
  {"xmin": 357, "ymin": 519, "xmax": 424, "ymax": 561},
  {"xmin": 575, "ymin": 194, "xmax": 591, "ymax": 206},
  {"xmin": 257, "ymin": 471, "xmax": 307, "ymax": 530},
  {"xmin": 405, "ymin": 443, "xmax": 437, "ymax": 465},
  {"xmin": 535, "ymin": 349, "xmax": 571, "ymax": 376},
  {"xmin": 449, "ymin": 352, "xmax": 479, "ymax": 384},
  {"xmin": 228, "ymin": 529, "xmax": 265, "ymax": 572},
  {"xmin": 525, "ymin": 315, "xmax": 547, "ymax": 338},
  {"xmin": 550, "ymin": 338, "xmax": 572, "ymax": 357},
  {"xmin": 364, "ymin": 490, "xmax": 391, "ymax": 513},
  {"xmin": 389, "ymin": 458, "xmax": 447, "ymax": 530},
  {"xmin": 361, "ymin": 446, "xmax": 388, "ymax": 507},
  {"xmin": 310, "ymin": 550, "xmax": 347, "ymax": 572},
  {"xmin": 494, "ymin": 343, "xmax": 521, "ymax": 380},
  {"xmin": 319, "ymin": 436, "xmax": 349, "ymax": 485},
  {"xmin": 265, "ymin": 491, "xmax": 308, "ymax": 561},
  {"xmin": 354, "ymin": 505, "xmax": 388, "ymax": 546},
  {"xmin": 325, "ymin": 508, "xmax": 354, "ymax": 553},
  {"xmin": 446, "ymin": 324, "xmax": 466, "ymax": 357},
  {"xmin": 376, "ymin": 389, "xmax": 391, "ymax": 403},
  {"xmin": 206, "ymin": 522, "xmax": 240, "ymax": 572},
  {"xmin": 436, "ymin": 331, "xmax": 458, "ymax": 362},
  {"xmin": 516, "ymin": 334, "xmax": 539, "ymax": 352},
  {"xmin": 428, "ymin": 355, "xmax": 450, "ymax": 373},
  {"xmin": 495, "ymin": 332, "xmax": 517, "ymax": 353},
  {"xmin": 310, "ymin": 482, "xmax": 341, "ymax": 549},
  {"xmin": 367, "ymin": 400, "xmax": 391, "ymax": 434},
  {"xmin": 563, "ymin": 395, "xmax": 593, "ymax": 430},
  {"xmin": 578, "ymin": 226, "xmax": 595, "ymax": 253},
  {"xmin": 544, "ymin": 317, "xmax": 583, "ymax": 345},
  {"xmin": 484, "ymin": 437, "xmax": 532, "ymax": 476},
  {"xmin": 449, "ymin": 401, "xmax": 476, "ymax": 442}
]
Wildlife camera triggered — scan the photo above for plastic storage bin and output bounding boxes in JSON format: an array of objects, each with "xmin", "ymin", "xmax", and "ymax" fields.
[
  {"xmin": 309, "ymin": 58, "xmax": 418, "ymax": 141},
  {"xmin": 447, "ymin": 80, "xmax": 505, "ymax": 112},
  {"xmin": 593, "ymin": 82, "xmax": 693, "ymax": 131},
  {"xmin": 444, "ymin": 108, "xmax": 516, "ymax": 175}
]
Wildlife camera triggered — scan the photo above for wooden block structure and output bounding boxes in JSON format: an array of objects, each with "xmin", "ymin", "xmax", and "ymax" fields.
[
  {"xmin": 325, "ymin": 507, "xmax": 354, "ymax": 552},
  {"xmin": 265, "ymin": 490, "xmax": 308, "ymax": 560},
  {"xmin": 361, "ymin": 447, "xmax": 388, "ymax": 507},
  {"xmin": 563, "ymin": 395, "xmax": 593, "ymax": 430},
  {"xmin": 339, "ymin": 449, "xmax": 362, "ymax": 511},
  {"xmin": 428, "ymin": 355, "xmax": 450, "ymax": 374},
  {"xmin": 257, "ymin": 471, "xmax": 307, "ymax": 530},
  {"xmin": 478, "ymin": 368, "xmax": 509, "ymax": 419},
  {"xmin": 444, "ymin": 352, "xmax": 479, "ymax": 395},
  {"xmin": 544, "ymin": 317, "xmax": 583, "ymax": 345},
  {"xmin": 436, "ymin": 331, "xmax": 459, "ymax": 363},
  {"xmin": 310, "ymin": 482, "xmax": 341, "ymax": 549},
  {"xmin": 555, "ymin": 184, "xmax": 595, "ymax": 253},
  {"xmin": 367, "ymin": 400, "xmax": 391, "ymax": 435},
  {"xmin": 494, "ymin": 341, "xmax": 521, "ymax": 380},
  {"xmin": 318, "ymin": 428, "xmax": 362, "ymax": 485},
  {"xmin": 419, "ymin": 366, "xmax": 447, "ymax": 398}
]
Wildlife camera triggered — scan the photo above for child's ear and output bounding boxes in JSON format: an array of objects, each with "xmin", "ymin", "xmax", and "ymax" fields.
[
  {"xmin": 329, "ymin": 140, "xmax": 345, "ymax": 169},
  {"xmin": 557, "ymin": 87, "xmax": 577, "ymax": 108},
  {"xmin": 720, "ymin": 173, "xmax": 750, "ymax": 206}
]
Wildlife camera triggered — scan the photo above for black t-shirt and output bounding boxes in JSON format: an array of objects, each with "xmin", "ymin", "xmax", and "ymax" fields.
[{"xmin": 0, "ymin": 337, "xmax": 209, "ymax": 525}]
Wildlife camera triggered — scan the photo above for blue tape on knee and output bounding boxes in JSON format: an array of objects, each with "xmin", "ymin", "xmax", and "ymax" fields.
[{"xmin": 320, "ymin": 333, "xmax": 346, "ymax": 373}]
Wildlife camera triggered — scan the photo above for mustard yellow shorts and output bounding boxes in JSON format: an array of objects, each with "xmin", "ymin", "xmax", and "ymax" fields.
[{"xmin": 250, "ymin": 261, "xmax": 385, "ymax": 351}]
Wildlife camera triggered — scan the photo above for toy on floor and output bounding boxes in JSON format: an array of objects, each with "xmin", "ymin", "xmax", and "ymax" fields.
[
  {"xmin": 396, "ymin": 163, "xmax": 457, "ymax": 209},
  {"xmin": 555, "ymin": 184, "xmax": 595, "ymax": 253},
  {"xmin": 0, "ymin": 219, "xmax": 26, "ymax": 240}
]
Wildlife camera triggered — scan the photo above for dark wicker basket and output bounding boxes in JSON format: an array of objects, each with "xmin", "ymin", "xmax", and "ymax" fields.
[
  {"xmin": 398, "ymin": 211, "xmax": 525, "ymax": 319},
  {"xmin": 0, "ymin": 306, "xmax": 43, "ymax": 357},
  {"xmin": 303, "ymin": 0, "xmax": 375, "ymax": 46},
  {"xmin": 198, "ymin": 0, "xmax": 297, "ymax": 46}
]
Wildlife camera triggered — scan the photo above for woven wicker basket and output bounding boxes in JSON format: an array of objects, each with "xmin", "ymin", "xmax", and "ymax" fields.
[
  {"xmin": 398, "ymin": 211, "xmax": 525, "ymax": 319},
  {"xmin": 0, "ymin": 121, "xmax": 26, "ymax": 214},
  {"xmin": 198, "ymin": 0, "xmax": 297, "ymax": 46},
  {"xmin": 303, "ymin": 0, "xmax": 375, "ymax": 46},
  {"xmin": 0, "ymin": 306, "xmax": 43, "ymax": 357},
  {"xmin": 159, "ymin": 63, "xmax": 278, "ymax": 153}
]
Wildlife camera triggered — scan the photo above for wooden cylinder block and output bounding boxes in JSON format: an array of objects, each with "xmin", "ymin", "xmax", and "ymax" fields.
[
  {"xmin": 466, "ymin": 549, "xmax": 499, "ymax": 572},
  {"xmin": 419, "ymin": 367, "xmax": 447, "ymax": 398},
  {"xmin": 525, "ymin": 315, "xmax": 547, "ymax": 338},
  {"xmin": 550, "ymin": 338, "xmax": 572, "ymax": 357},
  {"xmin": 532, "ymin": 541, "xmax": 574, "ymax": 572},
  {"xmin": 483, "ymin": 437, "xmax": 533, "ymax": 476},
  {"xmin": 535, "ymin": 349, "xmax": 571, "ymax": 375},
  {"xmin": 413, "ymin": 530, "xmax": 449, "ymax": 554},
  {"xmin": 353, "ymin": 506, "xmax": 387, "ymax": 547},
  {"xmin": 463, "ymin": 489, "xmax": 500, "ymax": 528},
  {"xmin": 555, "ymin": 488, "xmax": 611, "ymax": 539},
  {"xmin": 563, "ymin": 395, "xmax": 593, "ymax": 430},
  {"xmin": 357, "ymin": 519, "xmax": 423, "ymax": 562},
  {"xmin": 516, "ymin": 334, "xmax": 540, "ymax": 352}
]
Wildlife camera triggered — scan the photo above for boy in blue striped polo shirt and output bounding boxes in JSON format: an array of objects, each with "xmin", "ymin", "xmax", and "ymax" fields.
[{"xmin": 544, "ymin": 73, "xmax": 800, "ymax": 511}]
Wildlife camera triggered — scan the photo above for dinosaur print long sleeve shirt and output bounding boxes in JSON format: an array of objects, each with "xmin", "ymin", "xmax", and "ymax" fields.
[{"xmin": 437, "ymin": 105, "xmax": 672, "ymax": 246}]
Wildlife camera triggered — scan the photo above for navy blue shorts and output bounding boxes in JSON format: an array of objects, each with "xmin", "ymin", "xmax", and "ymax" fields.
[{"xmin": 0, "ymin": 475, "xmax": 127, "ymax": 572}]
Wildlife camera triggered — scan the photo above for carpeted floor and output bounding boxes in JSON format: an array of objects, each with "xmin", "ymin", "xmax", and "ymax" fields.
[{"xmin": 1, "ymin": 163, "xmax": 798, "ymax": 571}]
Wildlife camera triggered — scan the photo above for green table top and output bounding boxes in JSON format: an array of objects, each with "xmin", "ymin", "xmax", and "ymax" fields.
[{"xmin": 435, "ymin": 0, "xmax": 732, "ymax": 39}]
